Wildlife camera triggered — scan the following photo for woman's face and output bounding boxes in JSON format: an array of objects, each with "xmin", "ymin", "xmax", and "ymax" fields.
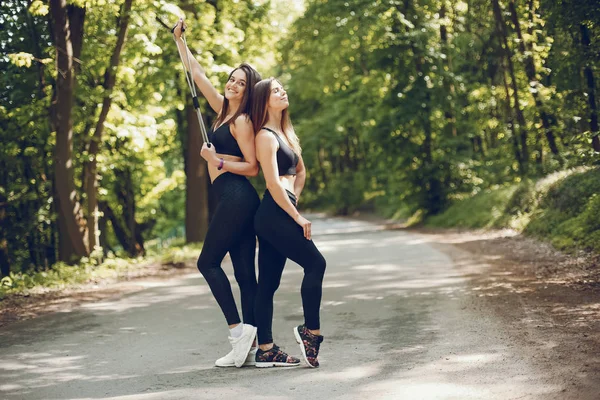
[
  {"xmin": 224, "ymin": 69, "xmax": 247, "ymax": 101},
  {"xmin": 268, "ymin": 80, "xmax": 289, "ymax": 111}
]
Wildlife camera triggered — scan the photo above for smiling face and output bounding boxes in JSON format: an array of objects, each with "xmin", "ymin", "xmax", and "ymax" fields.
[
  {"xmin": 268, "ymin": 80, "xmax": 289, "ymax": 111},
  {"xmin": 224, "ymin": 68, "xmax": 248, "ymax": 101}
]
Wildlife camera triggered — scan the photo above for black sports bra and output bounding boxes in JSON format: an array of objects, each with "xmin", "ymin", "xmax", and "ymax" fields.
[
  {"xmin": 208, "ymin": 123, "xmax": 244, "ymax": 158},
  {"xmin": 262, "ymin": 127, "xmax": 298, "ymax": 176}
]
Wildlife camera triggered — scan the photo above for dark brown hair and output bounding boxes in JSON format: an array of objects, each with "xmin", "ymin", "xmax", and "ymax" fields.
[
  {"xmin": 251, "ymin": 77, "xmax": 301, "ymax": 155},
  {"xmin": 212, "ymin": 63, "xmax": 261, "ymax": 129}
]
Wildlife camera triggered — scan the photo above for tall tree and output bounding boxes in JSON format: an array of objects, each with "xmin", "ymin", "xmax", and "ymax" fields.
[
  {"xmin": 184, "ymin": 102, "xmax": 209, "ymax": 242},
  {"xmin": 580, "ymin": 24, "xmax": 600, "ymax": 152},
  {"xmin": 0, "ymin": 190, "xmax": 9, "ymax": 277},
  {"xmin": 49, "ymin": 0, "xmax": 88, "ymax": 261},
  {"xmin": 83, "ymin": 0, "xmax": 133, "ymax": 253},
  {"xmin": 508, "ymin": 0, "xmax": 560, "ymax": 157},
  {"xmin": 492, "ymin": 0, "xmax": 529, "ymax": 173},
  {"xmin": 439, "ymin": 2, "xmax": 457, "ymax": 139}
]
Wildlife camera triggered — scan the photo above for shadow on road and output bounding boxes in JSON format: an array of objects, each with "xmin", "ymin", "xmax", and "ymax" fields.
[{"xmin": 0, "ymin": 219, "xmax": 594, "ymax": 399}]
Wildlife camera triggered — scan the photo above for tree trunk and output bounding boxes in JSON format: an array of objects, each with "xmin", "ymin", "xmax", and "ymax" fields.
[
  {"xmin": 0, "ymin": 240, "xmax": 9, "ymax": 278},
  {"xmin": 99, "ymin": 194, "xmax": 144, "ymax": 258},
  {"xmin": 500, "ymin": 66, "xmax": 523, "ymax": 171},
  {"xmin": 84, "ymin": 0, "xmax": 133, "ymax": 252},
  {"xmin": 67, "ymin": 5, "xmax": 85, "ymax": 72},
  {"xmin": 135, "ymin": 221, "xmax": 155, "ymax": 254},
  {"xmin": 98, "ymin": 211, "xmax": 113, "ymax": 255},
  {"xmin": 440, "ymin": 2, "xmax": 457, "ymax": 138},
  {"xmin": 99, "ymin": 201, "xmax": 135, "ymax": 256},
  {"xmin": 508, "ymin": 0, "xmax": 559, "ymax": 156},
  {"xmin": 580, "ymin": 24, "xmax": 600, "ymax": 152},
  {"xmin": 116, "ymin": 167, "xmax": 142, "ymax": 257},
  {"xmin": 0, "ymin": 191, "xmax": 9, "ymax": 277},
  {"xmin": 492, "ymin": 0, "xmax": 528, "ymax": 172},
  {"xmin": 414, "ymin": 50, "xmax": 442, "ymax": 214},
  {"xmin": 49, "ymin": 0, "xmax": 88, "ymax": 262},
  {"xmin": 24, "ymin": 4, "xmax": 47, "ymax": 98},
  {"xmin": 185, "ymin": 104, "xmax": 210, "ymax": 243}
]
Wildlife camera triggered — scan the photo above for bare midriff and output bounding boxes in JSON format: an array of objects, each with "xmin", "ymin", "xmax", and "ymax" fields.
[
  {"xmin": 208, "ymin": 153, "xmax": 243, "ymax": 183},
  {"xmin": 279, "ymin": 175, "xmax": 296, "ymax": 195}
]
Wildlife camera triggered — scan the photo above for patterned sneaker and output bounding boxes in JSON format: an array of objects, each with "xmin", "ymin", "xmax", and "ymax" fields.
[
  {"xmin": 215, "ymin": 347, "xmax": 257, "ymax": 367},
  {"xmin": 294, "ymin": 325, "xmax": 324, "ymax": 368},
  {"xmin": 255, "ymin": 345, "xmax": 300, "ymax": 368}
]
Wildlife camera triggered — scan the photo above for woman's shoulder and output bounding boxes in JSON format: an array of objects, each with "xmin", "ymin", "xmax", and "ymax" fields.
[
  {"xmin": 231, "ymin": 113, "xmax": 252, "ymax": 127},
  {"xmin": 256, "ymin": 129, "xmax": 278, "ymax": 146},
  {"xmin": 229, "ymin": 114, "xmax": 253, "ymax": 137}
]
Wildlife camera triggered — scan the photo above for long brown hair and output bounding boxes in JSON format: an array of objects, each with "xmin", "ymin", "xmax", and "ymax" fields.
[
  {"xmin": 251, "ymin": 77, "xmax": 301, "ymax": 155},
  {"xmin": 212, "ymin": 63, "xmax": 261, "ymax": 129}
]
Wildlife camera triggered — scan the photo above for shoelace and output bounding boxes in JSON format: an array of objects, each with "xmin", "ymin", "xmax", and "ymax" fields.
[
  {"xmin": 312, "ymin": 339, "xmax": 321, "ymax": 354},
  {"xmin": 262, "ymin": 346, "xmax": 285, "ymax": 362}
]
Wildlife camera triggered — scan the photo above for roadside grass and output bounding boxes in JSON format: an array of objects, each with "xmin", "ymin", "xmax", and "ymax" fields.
[
  {"xmin": 423, "ymin": 167, "xmax": 600, "ymax": 253},
  {"xmin": 0, "ymin": 242, "xmax": 202, "ymax": 300}
]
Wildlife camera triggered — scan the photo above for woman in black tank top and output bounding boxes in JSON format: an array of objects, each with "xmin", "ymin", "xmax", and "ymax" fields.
[
  {"xmin": 172, "ymin": 19, "xmax": 261, "ymax": 368},
  {"xmin": 250, "ymin": 78, "xmax": 327, "ymax": 368}
]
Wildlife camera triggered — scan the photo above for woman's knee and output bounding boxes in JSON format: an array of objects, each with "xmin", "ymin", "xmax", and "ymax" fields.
[
  {"xmin": 312, "ymin": 253, "xmax": 327, "ymax": 277},
  {"xmin": 257, "ymin": 279, "xmax": 281, "ymax": 296},
  {"xmin": 196, "ymin": 253, "xmax": 213, "ymax": 276},
  {"xmin": 234, "ymin": 269, "xmax": 257, "ymax": 288}
]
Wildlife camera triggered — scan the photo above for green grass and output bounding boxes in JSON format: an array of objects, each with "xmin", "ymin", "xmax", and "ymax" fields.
[
  {"xmin": 525, "ymin": 168, "xmax": 600, "ymax": 252},
  {"xmin": 423, "ymin": 167, "xmax": 600, "ymax": 253},
  {"xmin": 0, "ymin": 242, "xmax": 203, "ymax": 299},
  {"xmin": 425, "ymin": 185, "xmax": 519, "ymax": 229}
]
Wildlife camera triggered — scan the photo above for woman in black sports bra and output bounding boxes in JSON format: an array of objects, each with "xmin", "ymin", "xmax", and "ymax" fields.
[
  {"xmin": 250, "ymin": 78, "xmax": 327, "ymax": 368},
  {"xmin": 173, "ymin": 19, "xmax": 261, "ymax": 368}
]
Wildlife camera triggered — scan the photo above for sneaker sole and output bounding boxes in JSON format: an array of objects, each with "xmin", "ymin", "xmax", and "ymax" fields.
[
  {"xmin": 235, "ymin": 325, "xmax": 257, "ymax": 368},
  {"xmin": 255, "ymin": 361, "xmax": 300, "ymax": 368},
  {"xmin": 293, "ymin": 326, "xmax": 317, "ymax": 368},
  {"xmin": 216, "ymin": 361, "xmax": 256, "ymax": 368},
  {"xmin": 216, "ymin": 348, "xmax": 257, "ymax": 368}
]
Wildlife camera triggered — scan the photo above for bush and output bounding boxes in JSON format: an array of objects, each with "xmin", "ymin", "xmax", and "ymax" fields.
[
  {"xmin": 540, "ymin": 168, "xmax": 600, "ymax": 217},
  {"xmin": 425, "ymin": 185, "xmax": 517, "ymax": 229},
  {"xmin": 0, "ymin": 242, "xmax": 201, "ymax": 299},
  {"xmin": 424, "ymin": 167, "xmax": 600, "ymax": 254}
]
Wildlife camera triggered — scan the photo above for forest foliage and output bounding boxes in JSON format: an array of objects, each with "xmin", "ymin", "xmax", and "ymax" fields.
[{"xmin": 1, "ymin": 0, "xmax": 599, "ymax": 279}]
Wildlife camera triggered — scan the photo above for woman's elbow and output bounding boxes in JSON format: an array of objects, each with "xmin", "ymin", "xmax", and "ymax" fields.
[
  {"xmin": 265, "ymin": 180, "xmax": 280, "ymax": 191},
  {"xmin": 248, "ymin": 163, "xmax": 259, "ymax": 177}
]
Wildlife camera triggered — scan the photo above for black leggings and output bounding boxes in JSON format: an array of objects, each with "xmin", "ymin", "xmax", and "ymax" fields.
[
  {"xmin": 254, "ymin": 189, "xmax": 326, "ymax": 345},
  {"xmin": 197, "ymin": 172, "xmax": 260, "ymax": 326}
]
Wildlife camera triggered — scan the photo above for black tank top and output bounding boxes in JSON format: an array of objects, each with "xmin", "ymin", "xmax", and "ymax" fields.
[
  {"xmin": 262, "ymin": 127, "xmax": 298, "ymax": 176},
  {"xmin": 208, "ymin": 123, "xmax": 244, "ymax": 158}
]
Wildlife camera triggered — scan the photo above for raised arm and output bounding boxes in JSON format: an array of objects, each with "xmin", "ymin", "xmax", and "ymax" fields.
[{"xmin": 172, "ymin": 19, "xmax": 224, "ymax": 114}]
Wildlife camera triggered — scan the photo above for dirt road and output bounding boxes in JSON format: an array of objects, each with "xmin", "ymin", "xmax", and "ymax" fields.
[{"xmin": 0, "ymin": 215, "xmax": 598, "ymax": 399}]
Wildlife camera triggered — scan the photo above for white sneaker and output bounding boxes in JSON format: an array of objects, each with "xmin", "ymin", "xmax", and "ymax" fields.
[
  {"xmin": 230, "ymin": 324, "xmax": 257, "ymax": 368},
  {"xmin": 215, "ymin": 347, "xmax": 257, "ymax": 367}
]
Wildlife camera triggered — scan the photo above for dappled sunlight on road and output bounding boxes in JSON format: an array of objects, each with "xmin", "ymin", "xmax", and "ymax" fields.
[
  {"xmin": 80, "ymin": 280, "xmax": 210, "ymax": 312},
  {"xmin": 551, "ymin": 303, "xmax": 600, "ymax": 326},
  {"xmin": 349, "ymin": 349, "xmax": 563, "ymax": 400},
  {"xmin": 292, "ymin": 363, "xmax": 382, "ymax": 382},
  {"xmin": 0, "ymin": 350, "xmax": 139, "ymax": 394},
  {"xmin": 0, "ymin": 216, "xmax": 581, "ymax": 399},
  {"xmin": 402, "ymin": 229, "xmax": 520, "ymax": 246}
]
